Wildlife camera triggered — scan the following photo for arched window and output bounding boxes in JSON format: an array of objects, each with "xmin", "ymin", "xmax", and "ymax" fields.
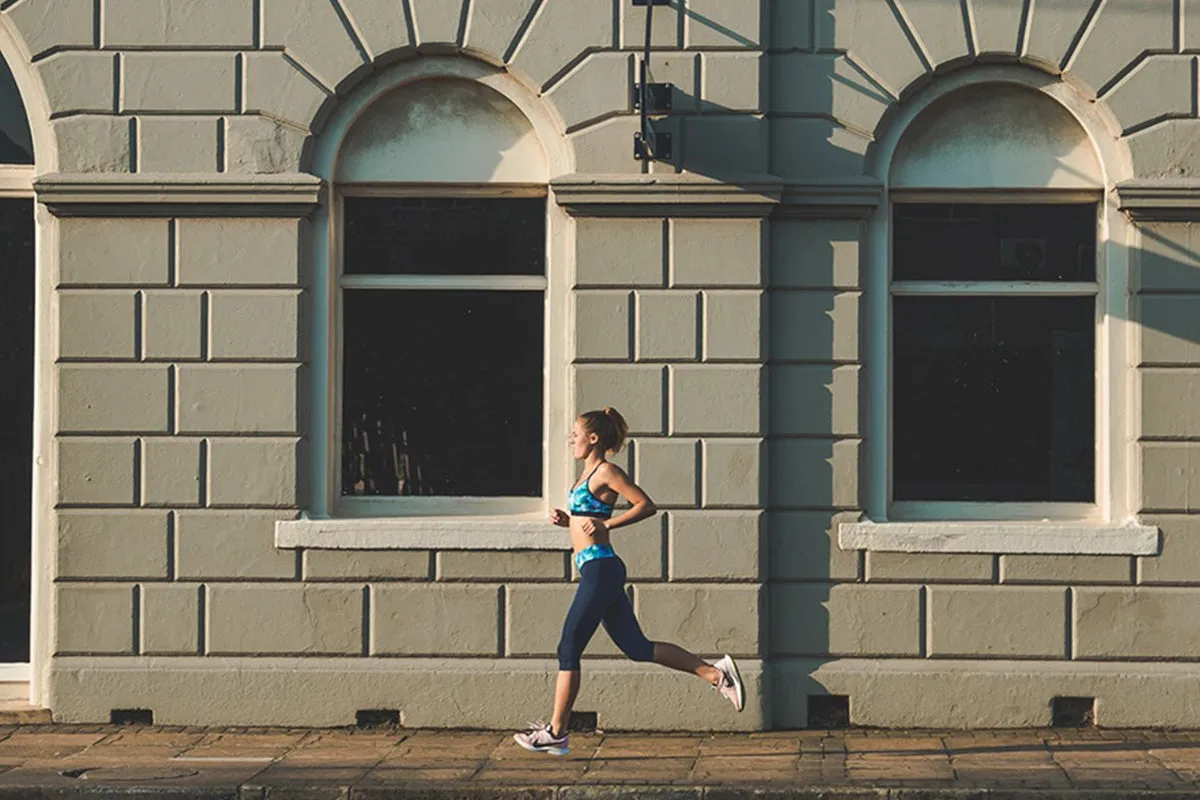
[
  {"xmin": 850, "ymin": 71, "xmax": 1151, "ymax": 551},
  {"xmin": 304, "ymin": 62, "xmax": 568, "ymax": 523}
]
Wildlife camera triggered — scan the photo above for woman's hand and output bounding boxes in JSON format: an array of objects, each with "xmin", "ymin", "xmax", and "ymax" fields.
[
  {"xmin": 549, "ymin": 508, "xmax": 570, "ymax": 528},
  {"xmin": 580, "ymin": 518, "xmax": 608, "ymax": 537}
]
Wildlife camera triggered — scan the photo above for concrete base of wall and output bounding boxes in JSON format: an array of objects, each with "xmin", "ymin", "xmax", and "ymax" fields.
[
  {"xmin": 772, "ymin": 658, "xmax": 1200, "ymax": 729},
  {"xmin": 49, "ymin": 656, "xmax": 766, "ymax": 730}
]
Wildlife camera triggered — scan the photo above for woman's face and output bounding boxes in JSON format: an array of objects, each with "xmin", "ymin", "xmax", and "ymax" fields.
[{"xmin": 570, "ymin": 418, "xmax": 597, "ymax": 460}]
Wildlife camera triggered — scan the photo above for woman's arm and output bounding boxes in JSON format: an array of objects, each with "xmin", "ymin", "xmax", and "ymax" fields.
[{"xmin": 592, "ymin": 463, "xmax": 656, "ymax": 532}]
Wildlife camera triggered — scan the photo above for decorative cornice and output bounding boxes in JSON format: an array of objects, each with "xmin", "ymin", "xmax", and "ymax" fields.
[
  {"xmin": 552, "ymin": 174, "xmax": 884, "ymax": 219},
  {"xmin": 35, "ymin": 173, "xmax": 324, "ymax": 217},
  {"xmin": 1117, "ymin": 180, "xmax": 1200, "ymax": 222},
  {"xmin": 777, "ymin": 178, "xmax": 884, "ymax": 219},
  {"xmin": 552, "ymin": 173, "xmax": 782, "ymax": 217}
]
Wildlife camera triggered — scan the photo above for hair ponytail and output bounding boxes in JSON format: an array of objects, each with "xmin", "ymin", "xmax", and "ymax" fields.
[{"xmin": 580, "ymin": 406, "xmax": 629, "ymax": 454}]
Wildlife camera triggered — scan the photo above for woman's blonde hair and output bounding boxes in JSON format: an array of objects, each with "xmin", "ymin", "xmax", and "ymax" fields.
[{"xmin": 579, "ymin": 407, "xmax": 629, "ymax": 454}]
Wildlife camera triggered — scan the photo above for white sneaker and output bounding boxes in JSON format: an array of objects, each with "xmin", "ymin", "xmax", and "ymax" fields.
[
  {"xmin": 712, "ymin": 654, "xmax": 745, "ymax": 712},
  {"xmin": 513, "ymin": 721, "xmax": 569, "ymax": 756}
]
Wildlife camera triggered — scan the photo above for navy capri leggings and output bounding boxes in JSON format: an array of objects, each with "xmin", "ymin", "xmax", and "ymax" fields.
[{"xmin": 557, "ymin": 555, "xmax": 655, "ymax": 670}]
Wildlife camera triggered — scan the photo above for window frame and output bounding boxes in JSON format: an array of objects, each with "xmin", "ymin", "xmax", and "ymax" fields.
[
  {"xmin": 886, "ymin": 191, "xmax": 1105, "ymax": 522},
  {"xmin": 331, "ymin": 184, "xmax": 551, "ymax": 518}
]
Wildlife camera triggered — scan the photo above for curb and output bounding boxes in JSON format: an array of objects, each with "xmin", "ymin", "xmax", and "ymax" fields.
[{"xmin": 3, "ymin": 786, "xmax": 1200, "ymax": 800}]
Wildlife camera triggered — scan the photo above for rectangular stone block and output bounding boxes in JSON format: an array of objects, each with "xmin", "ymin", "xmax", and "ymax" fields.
[
  {"xmin": 704, "ymin": 290, "xmax": 763, "ymax": 361},
  {"xmin": 768, "ymin": 511, "xmax": 860, "ymax": 581},
  {"xmin": 303, "ymin": 550, "xmax": 431, "ymax": 581},
  {"xmin": 208, "ymin": 290, "xmax": 301, "ymax": 360},
  {"xmin": 104, "ymin": 0, "xmax": 255, "ymax": 46},
  {"xmin": 609, "ymin": 513, "xmax": 666, "ymax": 580},
  {"xmin": 771, "ymin": 219, "xmax": 861, "ymax": 288},
  {"xmin": 684, "ymin": 115, "xmax": 769, "ymax": 176},
  {"xmin": 867, "ymin": 552, "xmax": 992, "ymax": 583},
  {"xmin": 55, "ymin": 584, "xmax": 133, "ymax": 654},
  {"xmin": 143, "ymin": 291, "xmax": 202, "ymax": 361},
  {"xmin": 769, "ymin": 438, "xmax": 860, "ymax": 509},
  {"xmin": 123, "ymin": 53, "xmax": 237, "ymax": 112},
  {"xmin": 685, "ymin": 0, "xmax": 762, "ymax": 47},
  {"xmin": 636, "ymin": 291, "xmax": 699, "ymax": 361},
  {"xmin": 574, "ymin": 291, "xmax": 631, "ymax": 360},
  {"xmin": 770, "ymin": 584, "xmax": 920, "ymax": 656},
  {"xmin": 372, "ymin": 584, "xmax": 499, "ymax": 655},
  {"xmin": 621, "ymin": 1, "xmax": 680, "ymax": 48},
  {"xmin": 701, "ymin": 52, "xmax": 763, "ymax": 112},
  {"xmin": 506, "ymin": 584, "xmax": 621, "ymax": 657},
  {"xmin": 59, "ymin": 219, "xmax": 169, "ymax": 286},
  {"xmin": 1075, "ymin": 587, "xmax": 1200, "ymax": 658},
  {"xmin": 1141, "ymin": 442, "xmax": 1200, "ymax": 512},
  {"xmin": 703, "ymin": 438, "xmax": 764, "ymax": 507},
  {"xmin": 544, "ymin": 52, "xmax": 631, "ymax": 130},
  {"xmin": 8, "ymin": 0, "xmax": 94, "ymax": 57},
  {"xmin": 138, "ymin": 117, "xmax": 220, "ymax": 173},
  {"xmin": 929, "ymin": 587, "xmax": 1067, "ymax": 658},
  {"xmin": 57, "ymin": 510, "xmax": 168, "ymax": 579},
  {"xmin": 1002, "ymin": 554, "xmax": 1132, "ymax": 584},
  {"xmin": 56, "ymin": 438, "xmax": 136, "ymax": 505},
  {"xmin": 141, "ymin": 438, "xmax": 202, "ymax": 507},
  {"xmin": 177, "ymin": 219, "xmax": 301, "ymax": 286},
  {"xmin": 575, "ymin": 218, "xmax": 664, "ymax": 287},
  {"xmin": 53, "ymin": 115, "xmax": 130, "ymax": 173},
  {"xmin": 226, "ymin": 115, "xmax": 306, "ymax": 174},
  {"xmin": 574, "ymin": 365, "xmax": 665, "ymax": 435},
  {"xmin": 244, "ymin": 51, "xmax": 328, "ymax": 130},
  {"xmin": 770, "ymin": 0, "xmax": 813, "ymax": 49},
  {"xmin": 206, "ymin": 438, "xmax": 299, "ymax": 507},
  {"xmin": 647, "ymin": 52, "xmax": 699, "ymax": 112},
  {"xmin": 770, "ymin": 291, "xmax": 860, "ymax": 362},
  {"xmin": 633, "ymin": 438, "xmax": 698, "ymax": 506},
  {"xmin": 1142, "ymin": 369, "xmax": 1200, "ymax": 437},
  {"xmin": 637, "ymin": 584, "xmax": 761, "ymax": 656},
  {"xmin": 770, "ymin": 364, "xmax": 859, "ymax": 436},
  {"xmin": 771, "ymin": 118, "xmax": 870, "ymax": 180},
  {"xmin": 58, "ymin": 291, "xmax": 137, "ymax": 360},
  {"xmin": 438, "ymin": 551, "xmax": 567, "ymax": 581},
  {"xmin": 670, "ymin": 364, "xmax": 764, "ymax": 435},
  {"xmin": 464, "ymin": 0, "xmax": 535, "ymax": 64},
  {"xmin": 1140, "ymin": 515, "xmax": 1200, "ymax": 583},
  {"xmin": 140, "ymin": 584, "xmax": 200, "ymax": 656},
  {"xmin": 1141, "ymin": 296, "xmax": 1200, "ymax": 365},
  {"xmin": 669, "ymin": 510, "xmax": 762, "ymax": 580},
  {"xmin": 58, "ymin": 365, "xmax": 169, "ymax": 435},
  {"xmin": 37, "ymin": 52, "xmax": 115, "ymax": 114},
  {"xmin": 1138, "ymin": 223, "xmax": 1200, "ymax": 291},
  {"xmin": 570, "ymin": 116, "xmax": 643, "ymax": 176},
  {"xmin": 672, "ymin": 219, "xmax": 764, "ymax": 288},
  {"xmin": 207, "ymin": 584, "xmax": 362, "ymax": 655},
  {"xmin": 177, "ymin": 365, "xmax": 300, "ymax": 434},
  {"xmin": 176, "ymin": 510, "xmax": 298, "ymax": 579}
]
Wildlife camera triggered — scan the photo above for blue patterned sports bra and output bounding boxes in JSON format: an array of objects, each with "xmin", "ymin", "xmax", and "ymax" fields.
[{"xmin": 568, "ymin": 463, "xmax": 614, "ymax": 519}]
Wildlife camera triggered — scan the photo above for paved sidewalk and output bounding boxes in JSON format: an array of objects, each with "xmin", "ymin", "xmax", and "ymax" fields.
[{"xmin": 5, "ymin": 725, "xmax": 1200, "ymax": 798}]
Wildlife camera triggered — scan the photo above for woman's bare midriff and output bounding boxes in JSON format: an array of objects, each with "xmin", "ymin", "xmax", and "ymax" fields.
[{"xmin": 569, "ymin": 516, "xmax": 612, "ymax": 556}]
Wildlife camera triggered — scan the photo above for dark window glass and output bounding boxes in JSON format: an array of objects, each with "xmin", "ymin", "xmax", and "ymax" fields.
[
  {"xmin": 0, "ymin": 199, "xmax": 33, "ymax": 663},
  {"xmin": 893, "ymin": 296, "xmax": 1094, "ymax": 502},
  {"xmin": 342, "ymin": 290, "xmax": 543, "ymax": 497},
  {"xmin": 894, "ymin": 204, "xmax": 1096, "ymax": 282},
  {"xmin": 344, "ymin": 197, "xmax": 545, "ymax": 276}
]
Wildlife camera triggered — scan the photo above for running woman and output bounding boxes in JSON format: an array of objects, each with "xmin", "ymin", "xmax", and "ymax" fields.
[{"xmin": 514, "ymin": 407, "xmax": 745, "ymax": 756}]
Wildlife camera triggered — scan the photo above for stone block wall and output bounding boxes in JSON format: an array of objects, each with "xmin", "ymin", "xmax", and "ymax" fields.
[{"xmin": 6, "ymin": 0, "xmax": 1200, "ymax": 728}]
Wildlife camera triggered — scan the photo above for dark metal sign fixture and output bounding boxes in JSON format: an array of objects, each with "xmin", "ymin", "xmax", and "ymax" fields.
[{"xmin": 632, "ymin": 0, "xmax": 672, "ymax": 161}]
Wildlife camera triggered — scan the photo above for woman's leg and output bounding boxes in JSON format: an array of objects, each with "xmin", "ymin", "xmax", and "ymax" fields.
[
  {"xmin": 550, "ymin": 565, "xmax": 608, "ymax": 737},
  {"xmin": 600, "ymin": 576, "xmax": 722, "ymax": 685},
  {"xmin": 550, "ymin": 670, "xmax": 580, "ymax": 739}
]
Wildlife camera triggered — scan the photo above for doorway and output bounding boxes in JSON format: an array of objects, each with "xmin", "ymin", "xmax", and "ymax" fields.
[{"xmin": 0, "ymin": 198, "xmax": 33, "ymax": 667}]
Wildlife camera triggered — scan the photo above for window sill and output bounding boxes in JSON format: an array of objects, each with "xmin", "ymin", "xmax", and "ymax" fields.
[
  {"xmin": 275, "ymin": 514, "xmax": 570, "ymax": 551},
  {"xmin": 837, "ymin": 520, "xmax": 1161, "ymax": 556}
]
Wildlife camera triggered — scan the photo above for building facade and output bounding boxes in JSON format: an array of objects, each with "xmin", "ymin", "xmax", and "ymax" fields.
[{"xmin": 0, "ymin": 0, "xmax": 1198, "ymax": 729}]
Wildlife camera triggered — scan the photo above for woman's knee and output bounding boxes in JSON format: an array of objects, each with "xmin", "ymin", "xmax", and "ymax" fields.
[{"xmin": 557, "ymin": 635, "xmax": 583, "ymax": 671}]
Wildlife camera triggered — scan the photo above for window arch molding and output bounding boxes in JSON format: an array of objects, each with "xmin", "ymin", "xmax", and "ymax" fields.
[
  {"xmin": 845, "ymin": 65, "xmax": 1158, "ymax": 555},
  {"xmin": 304, "ymin": 57, "xmax": 573, "ymax": 525}
]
